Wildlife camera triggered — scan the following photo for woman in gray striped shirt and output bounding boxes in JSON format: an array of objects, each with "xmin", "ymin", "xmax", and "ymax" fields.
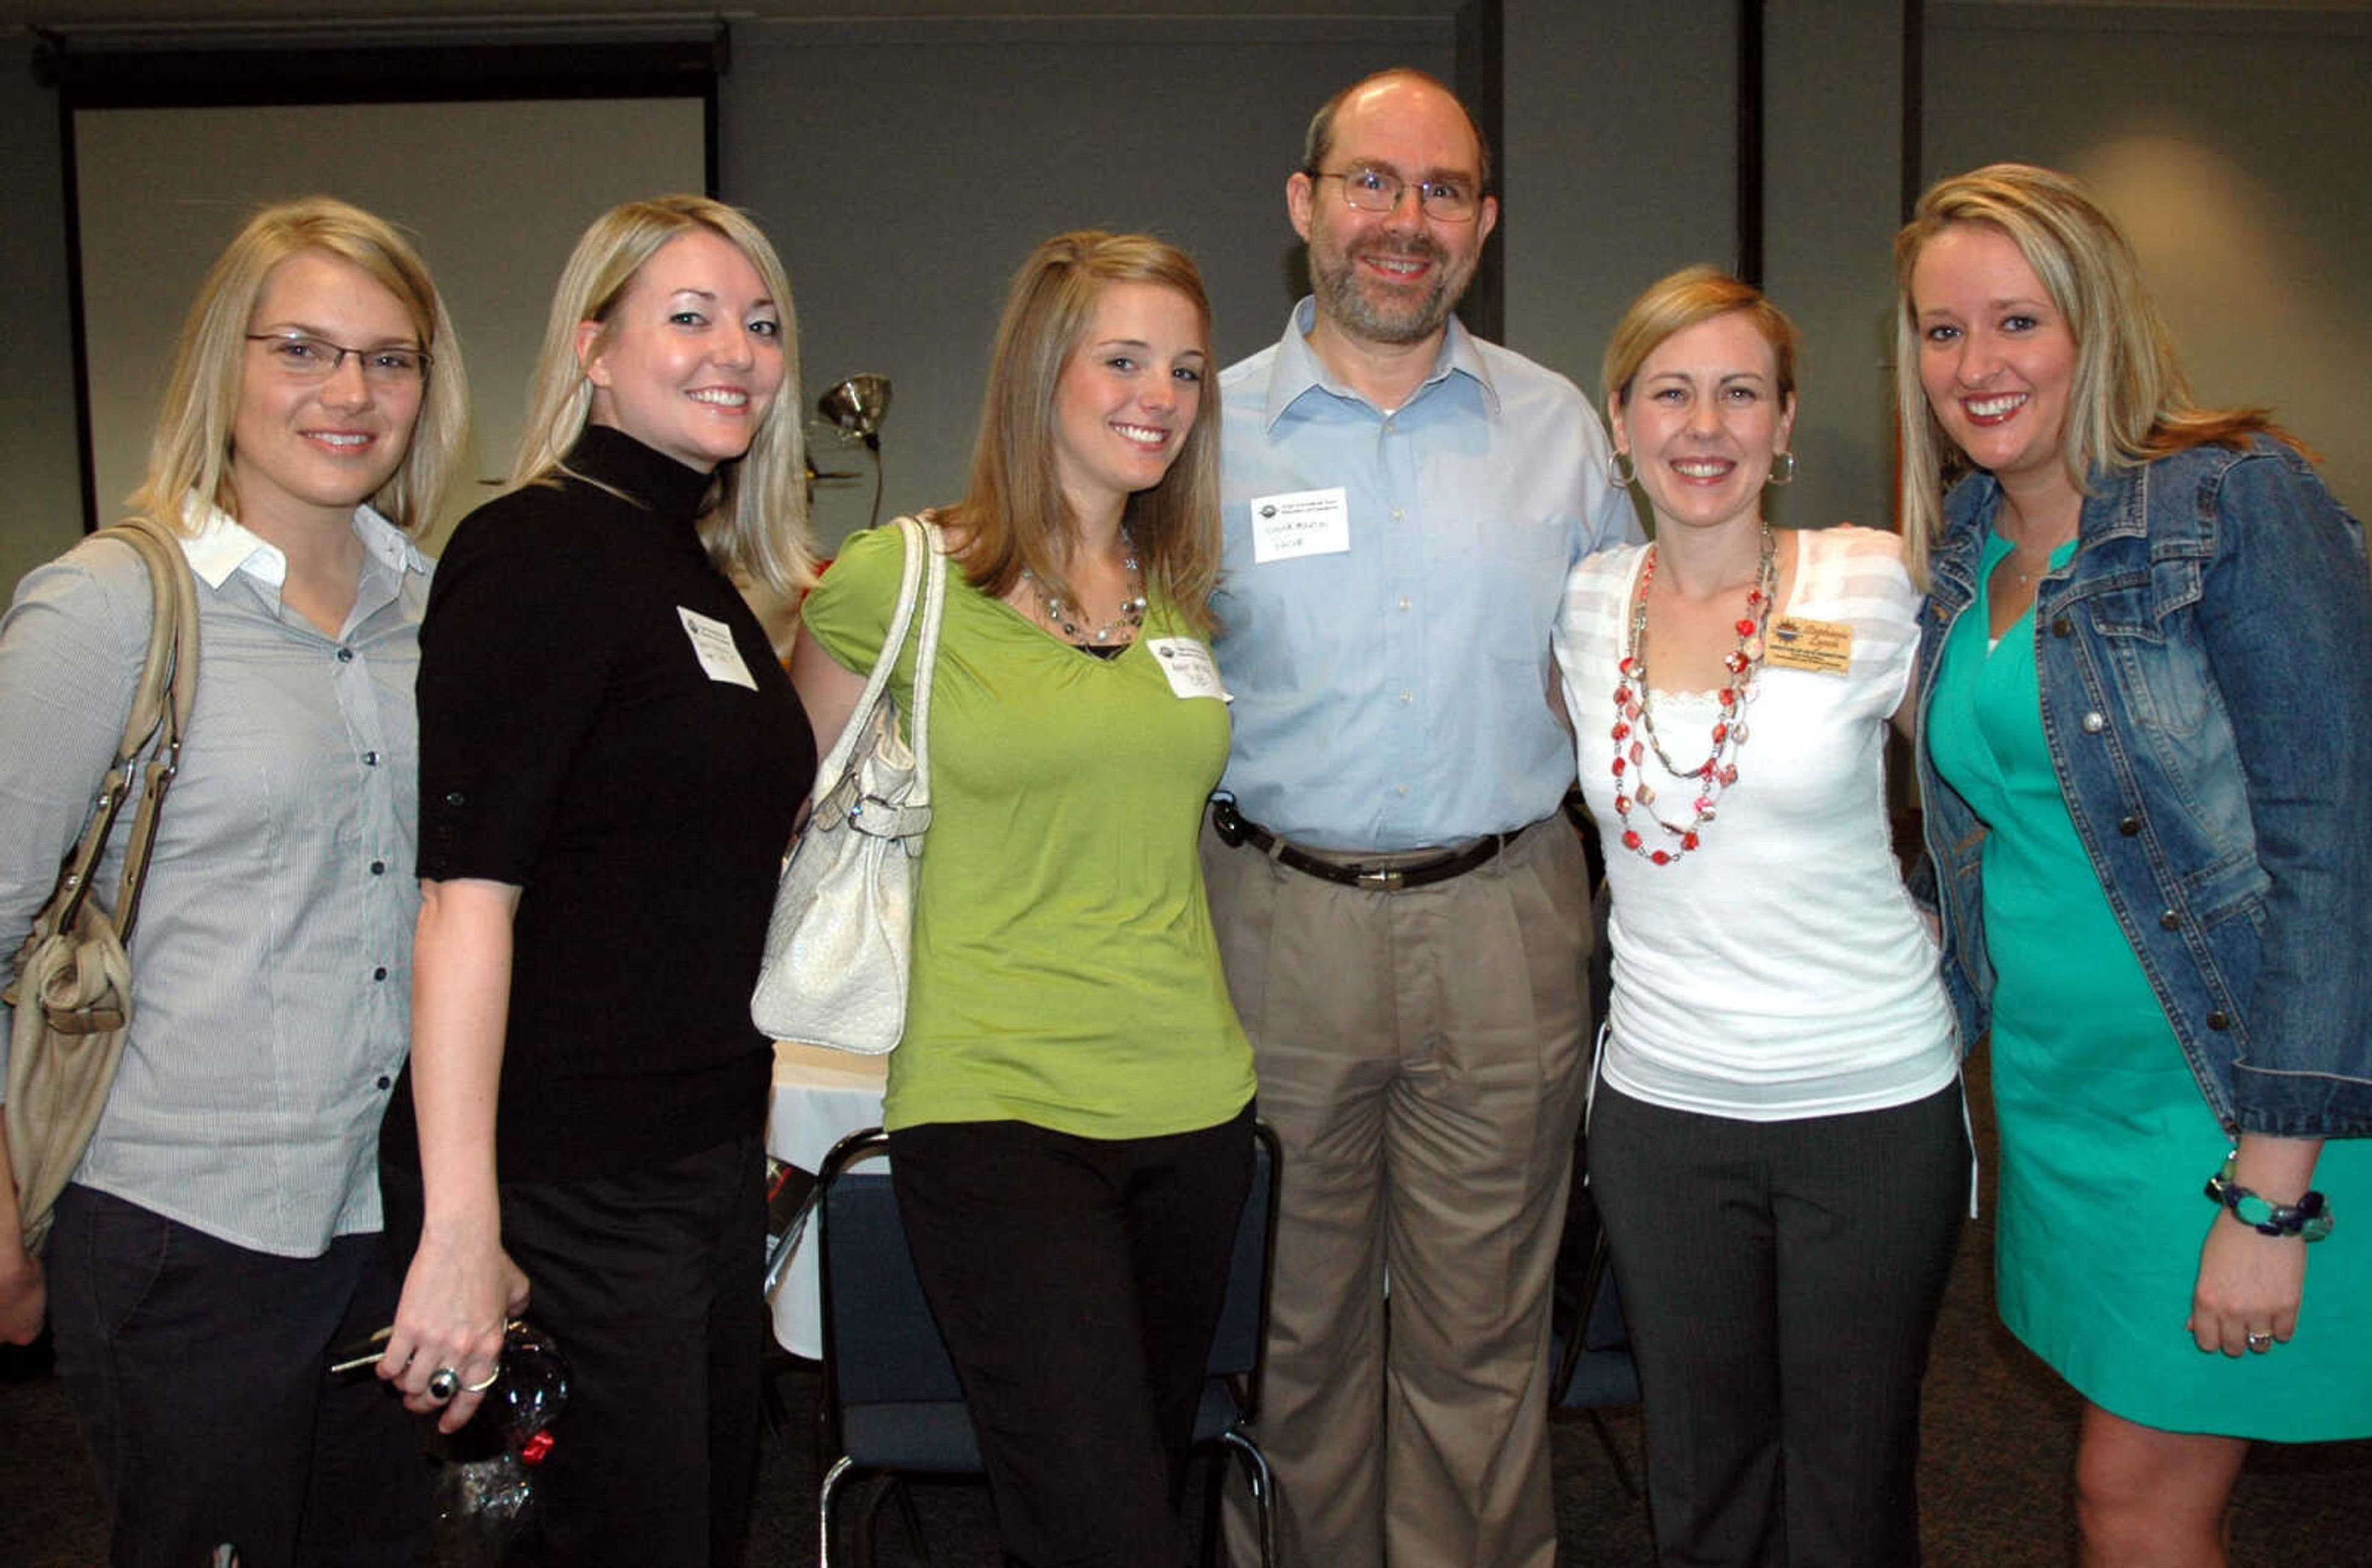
[{"xmin": 0, "ymin": 197, "xmax": 468, "ymax": 1567}]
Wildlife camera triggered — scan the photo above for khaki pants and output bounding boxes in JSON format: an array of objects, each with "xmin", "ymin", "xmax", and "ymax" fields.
[{"xmin": 1203, "ymin": 813, "xmax": 1591, "ymax": 1568}]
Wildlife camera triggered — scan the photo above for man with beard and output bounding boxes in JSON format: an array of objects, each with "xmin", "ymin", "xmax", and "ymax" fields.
[{"xmin": 1203, "ymin": 68, "xmax": 1635, "ymax": 1568}]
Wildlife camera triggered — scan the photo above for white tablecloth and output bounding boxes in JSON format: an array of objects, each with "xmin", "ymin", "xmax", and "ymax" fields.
[{"xmin": 765, "ymin": 1041, "xmax": 888, "ymax": 1357}]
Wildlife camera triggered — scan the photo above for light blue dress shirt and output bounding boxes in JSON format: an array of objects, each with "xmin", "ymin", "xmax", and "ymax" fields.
[
  {"xmin": 1213, "ymin": 299, "xmax": 1638, "ymax": 850},
  {"xmin": 0, "ymin": 501, "xmax": 427, "ymax": 1255}
]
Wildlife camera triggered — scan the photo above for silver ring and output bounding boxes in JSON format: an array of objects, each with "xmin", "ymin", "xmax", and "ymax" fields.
[
  {"xmin": 463, "ymin": 1364, "xmax": 502, "ymax": 1394},
  {"xmin": 2245, "ymin": 1331, "xmax": 2274, "ymax": 1352},
  {"xmin": 426, "ymin": 1366, "xmax": 461, "ymax": 1402}
]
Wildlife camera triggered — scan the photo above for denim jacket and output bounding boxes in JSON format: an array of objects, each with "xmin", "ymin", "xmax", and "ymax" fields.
[{"xmin": 1912, "ymin": 435, "xmax": 2372, "ymax": 1138}]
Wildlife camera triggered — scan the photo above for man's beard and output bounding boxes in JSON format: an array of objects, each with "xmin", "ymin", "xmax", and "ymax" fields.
[{"xmin": 1310, "ymin": 233, "xmax": 1471, "ymax": 346}]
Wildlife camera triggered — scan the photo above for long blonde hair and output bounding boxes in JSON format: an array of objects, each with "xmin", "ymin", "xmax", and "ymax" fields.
[
  {"xmin": 941, "ymin": 230, "xmax": 1224, "ymax": 636},
  {"xmin": 1892, "ymin": 162, "xmax": 2286, "ymax": 584},
  {"xmin": 513, "ymin": 195, "xmax": 815, "ymax": 596},
  {"xmin": 130, "ymin": 196, "xmax": 469, "ymax": 535}
]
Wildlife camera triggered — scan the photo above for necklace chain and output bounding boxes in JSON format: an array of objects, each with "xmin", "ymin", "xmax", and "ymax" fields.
[
  {"xmin": 1609, "ymin": 527, "xmax": 1777, "ymax": 865},
  {"xmin": 1022, "ymin": 532, "xmax": 1147, "ymax": 645}
]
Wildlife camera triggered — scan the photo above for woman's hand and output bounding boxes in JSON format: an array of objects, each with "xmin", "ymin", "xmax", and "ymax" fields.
[
  {"xmin": 0, "ymin": 1239, "xmax": 44, "ymax": 1346},
  {"xmin": 2189, "ymin": 1210, "xmax": 2307, "ymax": 1356},
  {"xmin": 381, "ymin": 1215, "xmax": 529, "ymax": 1432},
  {"xmin": 0, "ymin": 1128, "xmax": 46, "ymax": 1344},
  {"xmin": 2187, "ymin": 1133, "xmax": 2323, "ymax": 1356},
  {"xmin": 392, "ymin": 876, "xmax": 528, "ymax": 1431}
]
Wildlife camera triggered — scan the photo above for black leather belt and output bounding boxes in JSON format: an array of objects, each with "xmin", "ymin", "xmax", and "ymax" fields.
[{"xmin": 1210, "ymin": 797, "xmax": 1510, "ymax": 892}]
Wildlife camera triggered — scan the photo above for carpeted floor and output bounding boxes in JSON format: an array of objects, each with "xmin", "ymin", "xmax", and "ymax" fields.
[{"xmin": 5, "ymin": 1047, "xmax": 2368, "ymax": 1566}]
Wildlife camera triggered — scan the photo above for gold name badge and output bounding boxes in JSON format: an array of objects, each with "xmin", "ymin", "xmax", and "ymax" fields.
[{"xmin": 1766, "ymin": 616, "xmax": 1853, "ymax": 674}]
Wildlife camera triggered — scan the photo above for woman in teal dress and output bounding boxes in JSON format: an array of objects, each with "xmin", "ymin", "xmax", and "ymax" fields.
[{"xmin": 1896, "ymin": 162, "xmax": 2372, "ymax": 1567}]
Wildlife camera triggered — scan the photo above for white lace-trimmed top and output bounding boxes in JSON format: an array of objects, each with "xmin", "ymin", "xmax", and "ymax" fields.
[{"xmin": 1552, "ymin": 525, "xmax": 1958, "ymax": 1120}]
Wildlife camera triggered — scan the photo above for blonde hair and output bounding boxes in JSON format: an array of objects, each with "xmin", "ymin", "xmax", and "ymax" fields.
[
  {"xmin": 942, "ymin": 230, "xmax": 1224, "ymax": 636},
  {"xmin": 513, "ymin": 195, "xmax": 815, "ymax": 595},
  {"xmin": 1892, "ymin": 162, "xmax": 2285, "ymax": 584},
  {"xmin": 1602, "ymin": 264, "xmax": 1799, "ymax": 417},
  {"xmin": 130, "ymin": 196, "xmax": 468, "ymax": 535}
]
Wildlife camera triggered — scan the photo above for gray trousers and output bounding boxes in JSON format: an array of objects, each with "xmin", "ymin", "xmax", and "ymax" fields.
[
  {"xmin": 1203, "ymin": 814, "xmax": 1591, "ymax": 1568},
  {"xmin": 1589, "ymin": 1080, "xmax": 1969, "ymax": 1568}
]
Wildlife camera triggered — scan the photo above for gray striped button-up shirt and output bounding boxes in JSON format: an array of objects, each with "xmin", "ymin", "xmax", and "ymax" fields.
[{"xmin": 0, "ymin": 500, "xmax": 427, "ymax": 1256}]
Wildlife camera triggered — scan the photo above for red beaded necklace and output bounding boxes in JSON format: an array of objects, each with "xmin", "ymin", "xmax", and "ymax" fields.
[{"xmin": 1609, "ymin": 527, "xmax": 1777, "ymax": 865}]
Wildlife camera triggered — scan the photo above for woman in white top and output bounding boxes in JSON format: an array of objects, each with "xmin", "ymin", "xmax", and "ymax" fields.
[{"xmin": 1551, "ymin": 266, "xmax": 1964, "ymax": 1567}]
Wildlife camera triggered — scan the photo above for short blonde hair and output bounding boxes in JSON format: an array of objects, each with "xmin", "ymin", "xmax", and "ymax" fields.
[
  {"xmin": 1892, "ymin": 162, "xmax": 2281, "ymax": 584},
  {"xmin": 1602, "ymin": 264, "xmax": 1799, "ymax": 417},
  {"xmin": 130, "ymin": 196, "xmax": 469, "ymax": 535},
  {"xmin": 942, "ymin": 230, "xmax": 1223, "ymax": 636},
  {"xmin": 513, "ymin": 195, "xmax": 815, "ymax": 595}
]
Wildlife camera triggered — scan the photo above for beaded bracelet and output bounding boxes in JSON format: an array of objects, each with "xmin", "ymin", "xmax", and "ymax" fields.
[{"xmin": 2204, "ymin": 1152, "xmax": 2335, "ymax": 1241}]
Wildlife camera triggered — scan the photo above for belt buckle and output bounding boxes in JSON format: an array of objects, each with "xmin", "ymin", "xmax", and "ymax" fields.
[{"xmin": 1356, "ymin": 865, "xmax": 1405, "ymax": 891}]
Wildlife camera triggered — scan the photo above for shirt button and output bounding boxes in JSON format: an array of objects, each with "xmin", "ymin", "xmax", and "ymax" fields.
[
  {"xmin": 2159, "ymin": 909, "xmax": 2183, "ymax": 931},
  {"xmin": 373, "ymin": 966, "xmax": 389, "ymax": 981},
  {"xmin": 370, "ymin": 860, "xmax": 386, "ymax": 875},
  {"xmin": 2206, "ymin": 1010, "xmax": 2232, "ymax": 1031},
  {"xmin": 445, "ymin": 790, "xmax": 466, "ymax": 807},
  {"xmin": 2082, "ymin": 712, "xmax": 2108, "ymax": 734},
  {"xmin": 2051, "ymin": 616, "xmax": 2072, "ymax": 637},
  {"xmin": 1395, "ymin": 784, "xmax": 1409, "ymax": 797},
  {"xmin": 1397, "ymin": 596, "xmax": 1411, "ymax": 612},
  {"xmin": 376, "ymin": 1075, "xmax": 392, "ymax": 1091},
  {"xmin": 337, "ymin": 647, "xmax": 355, "ymax": 663},
  {"xmin": 2118, "ymin": 815, "xmax": 2141, "ymax": 837},
  {"xmin": 363, "ymin": 750, "xmax": 379, "ymax": 766},
  {"xmin": 1399, "ymin": 690, "xmax": 1413, "ymax": 705},
  {"xmin": 1392, "ymin": 508, "xmax": 1406, "ymax": 521}
]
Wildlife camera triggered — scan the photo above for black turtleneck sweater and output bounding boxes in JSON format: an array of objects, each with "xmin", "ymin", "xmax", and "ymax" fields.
[{"xmin": 383, "ymin": 424, "xmax": 814, "ymax": 1180}]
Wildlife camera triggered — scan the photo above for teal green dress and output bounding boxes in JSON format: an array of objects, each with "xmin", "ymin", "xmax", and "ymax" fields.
[{"xmin": 1927, "ymin": 531, "xmax": 2372, "ymax": 1440}]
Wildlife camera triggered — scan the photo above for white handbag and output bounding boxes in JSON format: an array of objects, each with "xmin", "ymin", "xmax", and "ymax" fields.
[{"xmin": 751, "ymin": 516, "xmax": 948, "ymax": 1054}]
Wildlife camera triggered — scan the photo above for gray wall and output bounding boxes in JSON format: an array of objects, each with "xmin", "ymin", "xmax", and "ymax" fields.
[
  {"xmin": 4, "ymin": 1, "xmax": 2368, "ymax": 600},
  {"xmin": 1, "ymin": 32, "xmax": 82, "ymax": 597},
  {"xmin": 1925, "ymin": 1, "xmax": 2371, "ymax": 516},
  {"xmin": 722, "ymin": 16, "xmax": 1450, "ymax": 550}
]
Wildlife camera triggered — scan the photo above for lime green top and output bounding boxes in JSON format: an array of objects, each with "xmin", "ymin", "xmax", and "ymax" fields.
[{"xmin": 802, "ymin": 523, "xmax": 1255, "ymax": 1139}]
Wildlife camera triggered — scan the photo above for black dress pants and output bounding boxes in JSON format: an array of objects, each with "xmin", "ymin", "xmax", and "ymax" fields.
[
  {"xmin": 1589, "ymin": 1081, "xmax": 1969, "ymax": 1568},
  {"xmin": 382, "ymin": 1130, "xmax": 767, "ymax": 1568},
  {"xmin": 889, "ymin": 1105, "xmax": 1254, "ymax": 1568},
  {"xmin": 46, "ymin": 1184, "xmax": 436, "ymax": 1568}
]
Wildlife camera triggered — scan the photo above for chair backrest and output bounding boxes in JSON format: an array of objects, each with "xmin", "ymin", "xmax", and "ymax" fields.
[
  {"xmin": 814, "ymin": 1130, "xmax": 966, "ymax": 1409},
  {"xmin": 1205, "ymin": 1120, "xmax": 1280, "ymax": 1413}
]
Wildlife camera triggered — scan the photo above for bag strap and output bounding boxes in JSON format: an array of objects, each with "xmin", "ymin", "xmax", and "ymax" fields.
[
  {"xmin": 807, "ymin": 515, "xmax": 933, "ymax": 807},
  {"xmin": 48, "ymin": 516, "xmax": 200, "ymax": 947},
  {"xmin": 904, "ymin": 518, "xmax": 949, "ymax": 809}
]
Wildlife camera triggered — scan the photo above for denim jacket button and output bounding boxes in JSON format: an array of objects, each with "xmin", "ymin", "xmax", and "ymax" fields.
[
  {"xmin": 2051, "ymin": 615, "xmax": 2073, "ymax": 637},
  {"xmin": 2082, "ymin": 711, "xmax": 2108, "ymax": 734},
  {"xmin": 2206, "ymin": 1010, "xmax": 2232, "ymax": 1031},
  {"xmin": 2119, "ymin": 815, "xmax": 2142, "ymax": 837},
  {"xmin": 2160, "ymin": 909, "xmax": 2183, "ymax": 930}
]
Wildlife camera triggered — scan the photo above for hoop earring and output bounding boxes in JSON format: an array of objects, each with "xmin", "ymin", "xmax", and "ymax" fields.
[
  {"xmin": 1609, "ymin": 451, "xmax": 1638, "ymax": 488},
  {"xmin": 1767, "ymin": 450, "xmax": 1797, "ymax": 487}
]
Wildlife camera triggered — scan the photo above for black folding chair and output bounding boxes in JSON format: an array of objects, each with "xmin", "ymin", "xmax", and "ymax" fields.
[{"xmin": 803, "ymin": 1121, "xmax": 1282, "ymax": 1567}]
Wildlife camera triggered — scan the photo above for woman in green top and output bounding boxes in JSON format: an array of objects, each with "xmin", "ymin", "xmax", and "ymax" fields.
[{"xmin": 792, "ymin": 230, "xmax": 1255, "ymax": 1568}]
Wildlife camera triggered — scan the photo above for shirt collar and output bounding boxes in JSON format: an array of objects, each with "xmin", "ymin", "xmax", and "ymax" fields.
[
  {"xmin": 175, "ymin": 493, "xmax": 429, "ymax": 590},
  {"xmin": 1259, "ymin": 295, "xmax": 1501, "ymax": 429}
]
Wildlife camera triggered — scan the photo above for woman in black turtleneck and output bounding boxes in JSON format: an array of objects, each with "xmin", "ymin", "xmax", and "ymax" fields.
[{"xmin": 376, "ymin": 196, "xmax": 816, "ymax": 1566}]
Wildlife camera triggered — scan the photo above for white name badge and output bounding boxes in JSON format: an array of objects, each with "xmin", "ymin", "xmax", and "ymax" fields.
[
  {"xmin": 678, "ymin": 607, "xmax": 757, "ymax": 690},
  {"xmin": 1250, "ymin": 486, "xmax": 1352, "ymax": 563},
  {"xmin": 1147, "ymin": 637, "xmax": 1229, "ymax": 702}
]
